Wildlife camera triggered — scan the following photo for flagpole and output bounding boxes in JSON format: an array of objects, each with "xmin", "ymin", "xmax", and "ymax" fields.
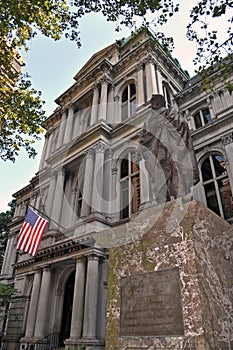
[{"xmin": 28, "ymin": 204, "xmax": 67, "ymax": 232}]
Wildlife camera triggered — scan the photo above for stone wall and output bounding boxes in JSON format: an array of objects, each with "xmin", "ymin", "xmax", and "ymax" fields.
[{"xmin": 105, "ymin": 200, "xmax": 233, "ymax": 350}]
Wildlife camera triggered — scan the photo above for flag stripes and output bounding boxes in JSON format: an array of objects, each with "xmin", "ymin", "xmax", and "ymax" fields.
[{"xmin": 16, "ymin": 208, "xmax": 49, "ymax": 257}]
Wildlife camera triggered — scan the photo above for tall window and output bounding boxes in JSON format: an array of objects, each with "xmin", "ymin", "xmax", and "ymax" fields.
[
  {"xmin": 201, "ymin": 154, "xmax": 233, "ymax": 219},
  {"xmin": 194, "ymin": 108, "xmax": 211, "ymax": 129},
  {"xmin": 121, "ymin": 83, "xmax": 136, "ymax": 121},
  {"xmin": 120, "ymin": 151, "xmax": 140, "ymax": 219}
]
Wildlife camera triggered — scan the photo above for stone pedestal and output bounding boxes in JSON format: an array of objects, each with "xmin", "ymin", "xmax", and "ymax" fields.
[{"xmin": 105, "ymin": 200, "xmax": 233, "ymax": 350}]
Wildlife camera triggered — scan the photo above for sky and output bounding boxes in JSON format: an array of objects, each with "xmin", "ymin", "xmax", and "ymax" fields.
[{"xmin": 0, "ymin": 1, "xmax": 202, "ymax": 212}]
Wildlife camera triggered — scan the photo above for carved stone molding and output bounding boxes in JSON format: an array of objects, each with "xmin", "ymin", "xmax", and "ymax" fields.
[{"xmin": 221, "ymin": 132, "xmax": 233, "ymax": 145}]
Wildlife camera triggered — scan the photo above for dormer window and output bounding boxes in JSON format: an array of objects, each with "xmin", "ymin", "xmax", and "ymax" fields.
[{"xmin": 121, "ymin": 83, "xmax": 136, "ymax": 121}]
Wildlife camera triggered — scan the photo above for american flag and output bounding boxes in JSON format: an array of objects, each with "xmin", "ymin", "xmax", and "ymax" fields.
[{"xmin": 16, "ymin": 208, "xmax": 49, "ymax": 257}]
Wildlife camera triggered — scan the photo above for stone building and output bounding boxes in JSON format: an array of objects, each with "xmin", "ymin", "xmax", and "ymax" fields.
[{"xmin": 0, "ymin": 28, "xmax": 233, "ymax": 350}]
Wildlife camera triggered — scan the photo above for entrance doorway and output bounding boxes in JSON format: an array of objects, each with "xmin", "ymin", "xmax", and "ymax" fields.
[{"xmin": 60, "ymin": 270, "xmax": 75, "ymax": 346}]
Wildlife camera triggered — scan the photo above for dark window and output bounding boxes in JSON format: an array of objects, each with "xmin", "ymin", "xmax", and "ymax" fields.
[
  {"xmin": 201, "ymin": 154, "xmax": 233, "ymax": 219},
  {"xmin": 194, "ymin": 108, "xmax": 211, "ymax": 129},
  {"xmin": 120, "ymin": 152, "xmax": 140, "ymax": 219},
  {"xmin": 121, "ymin": 83, "xmax": 136, "ymax": 121}
]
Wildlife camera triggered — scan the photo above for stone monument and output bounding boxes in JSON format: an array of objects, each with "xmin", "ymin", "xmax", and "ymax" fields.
[{"xmin": 105, "ymin": 200, "xmax": 233, "ymax": 349}]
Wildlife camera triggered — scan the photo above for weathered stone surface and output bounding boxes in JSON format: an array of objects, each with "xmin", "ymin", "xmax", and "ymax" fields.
[
  {"xmin": 120, "ymin": 268, "xmax": 184, "ymax": 337},
  {"xmin": 105, "ymin": 200, "xmax": 233, "ymax": 350}
]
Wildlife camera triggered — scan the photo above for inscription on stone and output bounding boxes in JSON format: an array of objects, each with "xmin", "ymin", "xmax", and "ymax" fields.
[{"xmin": 120, "ymin": 267, "xmax": 184, "ymax": 336}]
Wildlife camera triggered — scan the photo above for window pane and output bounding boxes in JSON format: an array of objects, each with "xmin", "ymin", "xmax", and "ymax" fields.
[
  {"xmin": 120, "ymin": 181, "xmax": 129, "ymax": 219},
  {"xmin": 212, "ymin": 155, "xmax": 226, "ymax": 177},
  {"xmin": 121, "ymin": 158, "xmax": 129, "ymax": 178},
  {"xmin": 218, "ymin": 178, "xmax": 233, "ymax": 219},
  {"xmin": 122, "ymin": 87, "xmax": 128, "ymax": 102},
  {"xmin": 122, "ymin": 102, "xmax": 128, "ymax": 121},
  {"xmin": 204, "ymin": 182, "xmax": 220, "ymax": 216},
  {"xmin": 202, "ymin": 108, "xmax": 211, "ymax": 124},
  {"xmin": 130, "ymin": 98, "xmax": 136, "ymax": 116},
  {"xmin": 130, "ymin": 83, "xmax": 136, "ymax": 97},
  {"xmin": 201, "ymin": 157, "xmax": 212, "ymax": 181},
  {"xmin": 194, "ymin": 112, "xmax": 202, "ymax": 129}
]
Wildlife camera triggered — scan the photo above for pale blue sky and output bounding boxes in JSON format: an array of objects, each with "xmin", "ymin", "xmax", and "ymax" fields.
[{"xmin": 0, "ymin": 3, "xmax": 201, "ymax": 212}]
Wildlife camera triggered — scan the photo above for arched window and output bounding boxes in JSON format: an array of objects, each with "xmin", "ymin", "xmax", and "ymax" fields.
[
  {"xmin": 121, "ymin": 83, "xmax": 136, "ymax": 121},
  {"xmin": 193, "ymin": 108, "xmax": 211, "ymax": 129},
  {"xmin": 120, "ymin": 151, "xmax": 140, "ymax": 219},
  {"xmin": 201, "ymin": 154, "xmax": 233, "ymax": 219}
]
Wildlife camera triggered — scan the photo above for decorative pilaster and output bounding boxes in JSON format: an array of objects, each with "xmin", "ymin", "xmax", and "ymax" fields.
[
  {"xmin": 113, "ymin": 95, "xmax": 120, "ymax": 124},
  {"xmin": 45, "ymin": 171, "xmax": 57, "ymax": 218},
  {"xmin": 206, "ymin": 96, "xmax": 215, "ymax": 120},
  {"xmin": 91, "ymin": 84, "xmax": 100, "ymax": 125},
  {"xmin": 136, "ymin": 63, "xmax": 145, "ymax": 107},
  {"xmin": 155, "ymin": 65, "xmax": 163, "ymax": 95},
  {"xmin": 145, "ymin": 54, "xmax": 157, "ymax": 101},
  {"xmin": 25, "ymin": 269, "xmax": 42, "ymax": 338},
  {"xmin": 51, "ymin": 167, "xmax": 66, "ymax": 228},
  {"xmin": 34, "ymin": 266, "xmax": 51, "ymax": 338},
  {"xmin": 91, "ymin": 143, "xmax": 105, "ymax": 215},
  {"xmin": 80, "ymin": 149, "xmax": 95, "ymax": 217},
  {"xmin": 57, "ymin": 108, "xmax": 67, "ymax": 148},
  {"xmin": 63, "ymin": 104, "xmax": 74, "ymax": 144},
  {"xmin": 82, "ymin": 255, "xmax": 99, "ymax": 339}
]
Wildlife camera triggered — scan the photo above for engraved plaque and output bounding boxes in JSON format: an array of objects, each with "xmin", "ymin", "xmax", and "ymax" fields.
[{"xmin": 120, "ymin": 267, "xmax": 184, "ymax": 336}]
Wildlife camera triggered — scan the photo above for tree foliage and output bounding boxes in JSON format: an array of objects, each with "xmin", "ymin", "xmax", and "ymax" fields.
[
  {"xmin": 0, "ymin": 0, "xmax": 232, "ymax": 162},
  {"xmin": 0, "ymin": 200, "xmax": 15, "ymax": 265}
]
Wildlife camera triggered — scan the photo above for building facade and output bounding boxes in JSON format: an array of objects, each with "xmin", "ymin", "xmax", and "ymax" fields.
[{"xmin": 0, "ymin": 29, "xmax": 233, "ymax": 350}]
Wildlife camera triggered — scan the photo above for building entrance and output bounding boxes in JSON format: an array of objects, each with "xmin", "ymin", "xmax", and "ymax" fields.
[{"xmin": 60, "ymin": 270, "xmax": 75, "ymax": 346}]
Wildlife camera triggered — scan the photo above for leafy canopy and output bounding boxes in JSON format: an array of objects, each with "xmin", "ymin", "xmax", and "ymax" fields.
[{"xmin": 0, "ymin": 0, "xmax": 232, "ymax": 161}]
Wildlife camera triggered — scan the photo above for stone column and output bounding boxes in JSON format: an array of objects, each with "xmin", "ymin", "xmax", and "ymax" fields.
[
  {"xmin": 221, "ymin": 132, "xmax": 233, "ymax": 191},
  {"xmin": 145, "ymin": 54, "xmax": 157, "ymax": 101},
  {"xmin": 69, "ymin": 257, "xmax": 86, "ymax": 340},
  {"xmin": 34, "ymin": 266, "xmax": 51, "ymax": 338},
  {"xmin": 39, "ymin": 134, "xmax": 49, "ymax": 170},
  {"xmin": 44, "ymin": 130, "xmax": 54, "ymax": 161},
  {"xmin": 136, "ymin": 63, "xmax": 145, "ymax": 107},
  {"xmin": 90, "ymin": 84, "xmax": 100, "ymax": 125},
  {"xmin": 64, "ymin": 104, "xmax": 74, "ymax": 144},
  {"xmin": 25, "ymin": 269, "xmax": 42, "ymax": 338},
  {"xmin": 82, "ymin": 255, "xmax": 99, "ymax": 339},
  {"xmin": 107, "ymin": 84, "xmax": 115, "ymax": 123},
  {"xmin": 80, "ymin": 149, "xmax": 95, "ymax": 217},
  {"xmin": 51, "ymin": 167, "xmax": 66, "ymax": 228},
  {"xmin": 91, "ymin": 144, "xmax": 105, "ymax": 215},
  {"xmin": 1, "ymin": 236, "xmax": 14, "ymax": 275},
  {"xmin": 98, "ymin": 78, "xmax": 108, "ymax": 121},
  {"xmin": 57, "ymin": 109, "xmax": 67, "ymax": 148},
  {"xmin": 155, "ymin": 65, "xmax": 163, "ymax": 95},
  {"xmin": 45, "ymin": 171, "xmax": 57, "ymax": 218}
]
